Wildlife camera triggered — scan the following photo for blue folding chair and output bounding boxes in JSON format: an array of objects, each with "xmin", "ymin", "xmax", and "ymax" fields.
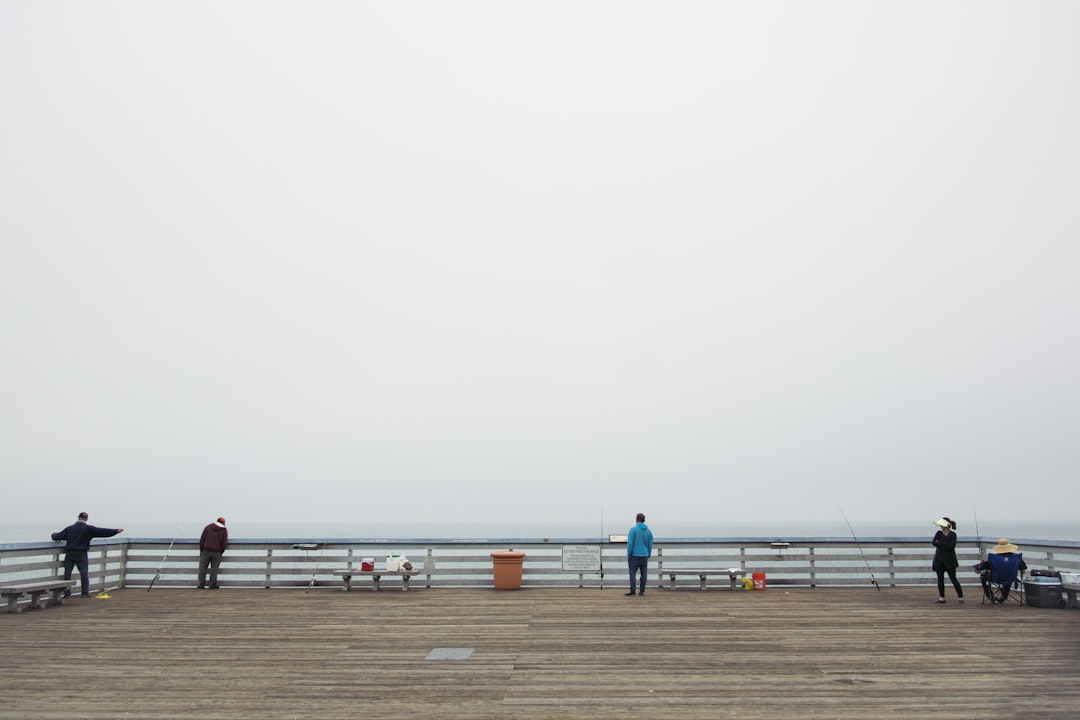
[{"xmin": 978, "ymin": 553, "xmax": 1025, "ymax": 605}]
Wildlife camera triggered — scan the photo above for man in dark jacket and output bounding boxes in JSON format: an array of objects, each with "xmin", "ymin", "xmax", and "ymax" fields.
[
  {"xmin": 198, "ymin": 517, "xmax": 229, "ymax": 589},
  {"xmin": 51, "ymin": 512, "xmax": 124, "ymax": 597}
]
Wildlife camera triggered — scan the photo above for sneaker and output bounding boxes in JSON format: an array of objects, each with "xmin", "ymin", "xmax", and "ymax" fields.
[
  {"xmin": 935, "ymin": 598, "xmax": 946, "ymax": 603},
  {"xmin": 958, "ymin": 598, "xmax": 965, "ymax": 604},
  {"xmin": 624, "ymin": 592, "xmax": 636, "ymax": 596}
]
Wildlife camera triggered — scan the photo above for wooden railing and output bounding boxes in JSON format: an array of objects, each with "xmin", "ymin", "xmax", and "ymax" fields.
[{"xmin": 3, "ymin": 537, "xmax": 1078, "ymax": 592}]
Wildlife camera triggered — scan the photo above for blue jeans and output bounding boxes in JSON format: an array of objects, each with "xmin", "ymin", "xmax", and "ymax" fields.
[
  {"xmin": 628, "ymin": 555, "xmax": 649, "ymax": 594},
  {"xmin": 63, "ymin": 550, "xmax": 89, "ymax": 597}
]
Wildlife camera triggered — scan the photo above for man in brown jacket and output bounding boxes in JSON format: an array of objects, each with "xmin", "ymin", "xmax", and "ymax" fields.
[{"xmin": 198, "ymin": 517, "xmax": 228, "ymax": 589}]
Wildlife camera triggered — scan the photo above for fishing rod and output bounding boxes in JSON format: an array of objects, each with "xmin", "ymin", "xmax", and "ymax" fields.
[
  {"xmin": 838, "ymin": 507, "xmax": 880, "ymax": 591},
  {"xmin": 305, "ymin": 528, "xmax": 332, "ymax": 594},
  {"xmin": 973, "ymin": 504, "xmax": 983, "ymax": 557},
  {"xmin": 599, "ymin": 506, "xmax": 604, "ymax": 590},
  {"xmin": 148, "ymin": 522, "xmax": 183, "ymax": 592}
]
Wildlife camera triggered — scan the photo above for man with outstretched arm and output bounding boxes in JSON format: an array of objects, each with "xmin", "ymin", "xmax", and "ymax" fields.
[{"xmin": 51, "ymin": 512, "xmax": 124, "ymax": 598}]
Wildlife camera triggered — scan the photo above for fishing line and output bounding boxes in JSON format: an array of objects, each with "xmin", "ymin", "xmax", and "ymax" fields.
[
  {"xmin": 148, "ymin": 522, "xmax": 183, "ymax": 592},
  {"xmin": 838, "ymin": 507, "xmax": 880, "ymax": 591},
  {"xmin": 96, "ymin": 584, "xmax": 120, "ymax": 600}
]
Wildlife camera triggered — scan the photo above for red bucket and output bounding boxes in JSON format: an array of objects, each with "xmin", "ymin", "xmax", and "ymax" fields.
[{"xmin": 752, "ymin": 572, "xmax": 766, "ymax": 591}]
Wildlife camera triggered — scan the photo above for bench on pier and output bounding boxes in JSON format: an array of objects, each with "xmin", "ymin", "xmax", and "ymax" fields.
[
  {"xmin": 333, "ymin": 568, "xmax": 420, "ymax": 592},
  {"xmin": 1, "ymin": 580, "xmax": 76, "ymax": 613},
  {"xmin": 1062, "ymin": 574, "xmax": 1080, "ymax": 609},
  {"xmin": 661, "ymin": 568, "xmax": 746, "ymax": 591}
]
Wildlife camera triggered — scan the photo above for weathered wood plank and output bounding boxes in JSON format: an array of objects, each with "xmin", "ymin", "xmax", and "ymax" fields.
[{"xmin": 1, "ymin": 586, "xmax": 1078, "ymax": 719}]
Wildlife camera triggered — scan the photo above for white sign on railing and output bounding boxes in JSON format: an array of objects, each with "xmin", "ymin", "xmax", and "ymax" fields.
[{"xmin": 562, "ymin": 544, "xmax": 601, "ymax": 572}]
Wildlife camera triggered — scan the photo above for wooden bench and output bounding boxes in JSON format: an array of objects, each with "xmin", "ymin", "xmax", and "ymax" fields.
[
  {"xmin": 333, "ymin": 569, "xmax": 420, "ymax": 592},
  {"xmin": 661, "ymin": 568, "xmax": 746, "ymax": 591},
  {"xmin": 1, "ymin": 580, "xmax": 76, "ymax": 613}
]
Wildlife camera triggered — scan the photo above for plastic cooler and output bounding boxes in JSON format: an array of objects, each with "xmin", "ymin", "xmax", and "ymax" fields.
[
  {"xmin": 1023, "ymin": 576, "xmax": 1063, "ymax": 608},
  {"xmin": 752, "ymin": 572, "xmax": 766, "ymax": 591}
]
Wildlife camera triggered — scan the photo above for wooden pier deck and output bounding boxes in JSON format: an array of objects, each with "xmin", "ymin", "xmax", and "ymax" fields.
[{"xmin": 2, "ymin": 586, "xmax": 1078, "ymax": 719}]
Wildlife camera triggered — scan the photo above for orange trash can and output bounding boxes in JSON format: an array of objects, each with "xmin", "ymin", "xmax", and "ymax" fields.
[
  {"xmin": 752, "ymin": 572, "xmax": 766, "ymax": 591},
  {"xmin": 491, "ymin": 551, "xmax": 526, "ymax": 590}
]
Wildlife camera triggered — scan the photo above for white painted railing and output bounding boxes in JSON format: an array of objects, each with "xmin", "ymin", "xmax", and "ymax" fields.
[{"xmin": 3, "ymin": 537, "xmax": 1078, "ymax": 593}]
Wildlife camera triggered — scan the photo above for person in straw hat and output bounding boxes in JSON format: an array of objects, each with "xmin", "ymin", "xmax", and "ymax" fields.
[
  {"xmin": 931, "ymin": 517, "xmax": 965, "ymax": 604},
  {"xmin": 975, "ymin": 538, "xmax": 1027, "ymax": 603}
]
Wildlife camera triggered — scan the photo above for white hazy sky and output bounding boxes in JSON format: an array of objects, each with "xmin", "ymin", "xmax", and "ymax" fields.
[{"xmin": 2, "ymin": 2, "xmax": 1078, "ymax": 532}]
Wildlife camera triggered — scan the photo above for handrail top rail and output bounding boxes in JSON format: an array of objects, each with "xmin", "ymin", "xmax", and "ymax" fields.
[{"xmin": 6, "ymin": 536, "xmax": 1080, "ymax": 551}]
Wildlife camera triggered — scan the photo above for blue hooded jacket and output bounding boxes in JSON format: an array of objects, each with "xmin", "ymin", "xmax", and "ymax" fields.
[{"xmin": 627, "ymin": 522, "xmax": 653, "ymax": 557}]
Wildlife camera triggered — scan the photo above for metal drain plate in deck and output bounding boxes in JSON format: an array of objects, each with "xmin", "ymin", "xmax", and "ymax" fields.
[{"xmin": 426, "ymin": 647, "xmax": 474, "ymax": 660}]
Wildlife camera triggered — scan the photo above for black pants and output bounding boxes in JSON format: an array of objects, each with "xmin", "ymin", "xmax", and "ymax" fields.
[
  {"xmin": 63, "ymin": 550, "xmax": 90, "ymax": 597},
  {"xmin": 980, "ymin": 573, "xmax": 1012, "ymax": 602},
  {"xmin": 936, "ymin": 567, "xmax": 963, "ymax": 598}
]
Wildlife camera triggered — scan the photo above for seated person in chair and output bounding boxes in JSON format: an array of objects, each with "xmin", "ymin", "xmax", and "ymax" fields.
[{"xmin": 975, "ymin": 538, "xmax": 1026, "ymax": 603}]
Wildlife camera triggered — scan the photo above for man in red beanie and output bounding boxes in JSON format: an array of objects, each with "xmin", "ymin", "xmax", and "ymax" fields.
[{"xmin": 198, "ymin": 517, "xmax": 228, "ymax": 589}]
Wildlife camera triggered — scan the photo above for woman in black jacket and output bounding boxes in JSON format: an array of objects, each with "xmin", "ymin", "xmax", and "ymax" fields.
[{"xmin": 932, "ymin": 517, "xmax": 964, "ymax": 604}]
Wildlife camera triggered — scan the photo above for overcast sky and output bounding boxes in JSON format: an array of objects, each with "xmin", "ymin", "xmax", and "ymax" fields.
[{"xmin": 2, "ymin": 2, "xmax": 1077, "ymax": 533}]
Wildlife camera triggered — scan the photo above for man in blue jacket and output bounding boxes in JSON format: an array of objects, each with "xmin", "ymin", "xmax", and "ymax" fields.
[
  {"xmin": 626, "ymin": 512, "xmax": 654, "ymax": 596},
  {"xmin": 51, "ymin": 512, "xmax": 124, "ymax": 597}
]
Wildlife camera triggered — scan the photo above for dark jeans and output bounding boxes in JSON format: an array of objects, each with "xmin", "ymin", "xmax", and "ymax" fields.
[
  {"xmin": 628, "ymin": 555, "xmax": 649, "ymax": 594},
  {"xmin": 199, "ymin": 551, "xmax": 223, "ymax": 588},
  {"xmin": 936, "ymin": 567, "xmax": 963, "ymax": 598},
  {"xmin": 63, "ymin": 550, "xmax": 90, "ymax": 597}
]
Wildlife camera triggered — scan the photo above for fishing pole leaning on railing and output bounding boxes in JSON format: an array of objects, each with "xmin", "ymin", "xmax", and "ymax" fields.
[
  {"xmin": 839, "ymin": 507, "xmax": 880, "ymax": 591},
  {"xmin": 148, "ymin": 523, "xmax": 183, "ymax": 592},
  {"xmin": 305, "ymin": 529, "xmax": 332, "ymax": 593}
]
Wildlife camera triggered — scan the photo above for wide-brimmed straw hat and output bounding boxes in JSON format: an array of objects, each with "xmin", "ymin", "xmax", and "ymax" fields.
[{"xmin": 990, "ymin": 538, "xmax": 1019, "ymax": 554}]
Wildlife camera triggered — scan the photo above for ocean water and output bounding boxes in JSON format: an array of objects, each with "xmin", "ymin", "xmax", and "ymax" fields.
[{"xmin": 5, "ymin": 519, "xmax": 1079, "ymax": 545}]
